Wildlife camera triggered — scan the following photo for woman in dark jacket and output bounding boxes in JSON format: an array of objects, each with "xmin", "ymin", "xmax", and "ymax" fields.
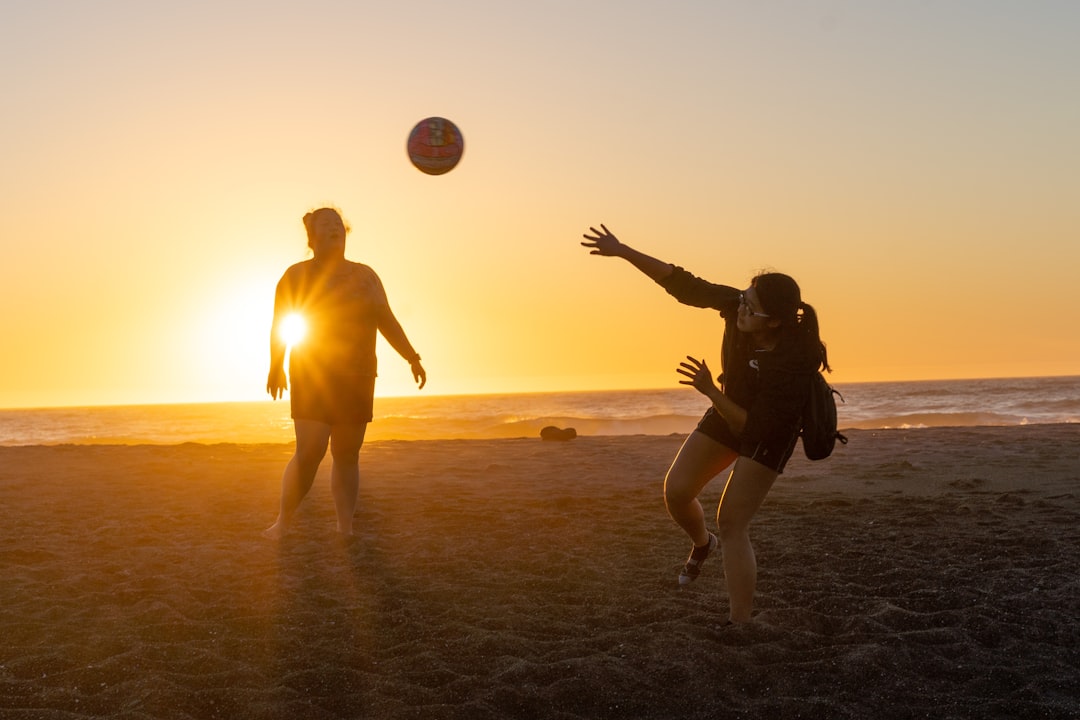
[{"xmin": 582, "ymin": 224, "xmax": 830, "ymax": 624}]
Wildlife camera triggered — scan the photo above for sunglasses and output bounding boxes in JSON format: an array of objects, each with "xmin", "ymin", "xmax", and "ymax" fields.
[{"xmin": 738, "ymin": 292, "xmax": 771, "ymax": 319}]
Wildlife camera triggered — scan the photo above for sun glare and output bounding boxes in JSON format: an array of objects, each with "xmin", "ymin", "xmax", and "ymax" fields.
[{"xmin": 279, "ymin": 313, "xmax": 307, "ymax": 348}]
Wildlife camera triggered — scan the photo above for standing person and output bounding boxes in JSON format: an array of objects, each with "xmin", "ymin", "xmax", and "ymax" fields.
[
  {"xmin": 264, "ymin": 207, "xmax": 426, "ymax": 539},
  {"xmin": 581, "ymin": 224, "xmax": 829, "ymax": 624}
]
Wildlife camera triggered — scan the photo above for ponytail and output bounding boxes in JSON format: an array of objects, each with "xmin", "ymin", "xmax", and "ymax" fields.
[
  {"xmin": 754, "ymin": 272, "xmax": 830, "ymax": 373},
  {"xmin": 796, "ymin": 300, "xmax": 830, "ymax": 373}
]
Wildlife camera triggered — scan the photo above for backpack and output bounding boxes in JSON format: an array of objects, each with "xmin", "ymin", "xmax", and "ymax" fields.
[{"xmin": 800, "ymin": 372, "xmax": 848, "ymax": 460}]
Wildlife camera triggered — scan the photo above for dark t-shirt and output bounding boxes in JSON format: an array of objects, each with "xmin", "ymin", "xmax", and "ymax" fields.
[{"xmin": 275, "ymin": 260, "xmax": 388, "ymax": 379}]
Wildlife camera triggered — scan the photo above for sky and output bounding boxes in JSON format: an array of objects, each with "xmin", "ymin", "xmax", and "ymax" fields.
[{"xmin": 1, "ymin": 0, "xmax": 1078, "ymax": 408}]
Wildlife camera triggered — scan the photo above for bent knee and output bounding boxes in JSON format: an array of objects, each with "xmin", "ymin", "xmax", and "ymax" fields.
[{"xmin": 664, "ymin": 472, "xmax": 699, "ymax": 508}]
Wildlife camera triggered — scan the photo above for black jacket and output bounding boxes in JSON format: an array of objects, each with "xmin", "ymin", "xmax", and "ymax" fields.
[{"xmin": 657, "ymin": 266, "xmax": 814, "ymax": 443}]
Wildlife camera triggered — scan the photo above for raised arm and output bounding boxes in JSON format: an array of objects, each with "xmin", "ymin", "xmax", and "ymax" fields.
[
  {"xmin": 581, "ymin": 224, "xmax": 674, "ymax": 282},
  {"xmin": 582, "ymin": 224, "xmax": 737, "ymax": 312}
]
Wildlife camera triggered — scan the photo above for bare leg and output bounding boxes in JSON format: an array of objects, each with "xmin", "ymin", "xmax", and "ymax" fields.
[
  {"xmin": 664, "ymin": 431, "xmax": 738, "ymax": 546},
  {"xmin": 264, "ymin": 419, "xmax": 331, "ymax": 538},
  {"xmin": 329, "ymin": 423, "xmax": 367, "ymax": 536},
  {"xmin": 715, "ymin": 457, "xmax": 778, "ymax": 622}
]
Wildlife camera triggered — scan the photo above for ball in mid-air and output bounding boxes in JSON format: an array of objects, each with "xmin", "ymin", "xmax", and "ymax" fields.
[{"xmin": 407, "ymin": 117, "xmax": 464, "ymax": 175}]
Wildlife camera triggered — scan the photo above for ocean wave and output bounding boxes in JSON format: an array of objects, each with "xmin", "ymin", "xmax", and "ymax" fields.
[
  {"xmin": 368, "ymin": 414, "xmax": 701, "ymax": 441},
  {"xmin": 371, "ymin": 410, "xmax": 1078, "ymax": 440},
  {"xmin": 839, "ymin": 412, "xmax": 1078, "ymax": 430},
  {"xmin": 2, "ymin": 378, "xmax": 1079, "ymax": 445}
]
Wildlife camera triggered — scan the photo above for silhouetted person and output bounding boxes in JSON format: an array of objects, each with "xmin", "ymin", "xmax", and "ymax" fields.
[{"xmin": 265, "ymin": 207, "xmax": 426, "ymax": 538}]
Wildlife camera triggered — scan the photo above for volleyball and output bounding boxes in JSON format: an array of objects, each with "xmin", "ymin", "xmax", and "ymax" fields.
[{"xmin": 407, "ymin": 117, "xmax": 464, "ymax": 175}]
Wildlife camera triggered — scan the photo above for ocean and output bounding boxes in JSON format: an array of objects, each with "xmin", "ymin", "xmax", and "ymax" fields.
[{"xmin": 1, "ymin": 376, "xmax": 1077, "ymax": 446}]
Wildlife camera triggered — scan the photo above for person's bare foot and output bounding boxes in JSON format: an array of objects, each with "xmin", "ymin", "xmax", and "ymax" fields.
[{"xmin": 262, "ymin": 521, "xmax": 287, "ymax": 539}]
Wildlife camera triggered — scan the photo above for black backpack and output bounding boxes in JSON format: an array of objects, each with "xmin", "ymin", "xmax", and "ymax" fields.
[{"xmin": 801, "ymin": 372, "xmax": 848, "ymax": 460}]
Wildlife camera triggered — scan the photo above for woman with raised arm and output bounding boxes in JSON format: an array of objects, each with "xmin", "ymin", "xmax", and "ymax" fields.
[
  {"xmin": 265, "ymin": 207, "xmax": 426, "ymax": 539},
  {"xmin": 581, "ymin": 224, "xmax": 829, "ymax": 624}
]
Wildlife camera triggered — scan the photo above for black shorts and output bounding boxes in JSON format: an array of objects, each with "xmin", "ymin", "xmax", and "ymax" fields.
[
  {"xmin": 695, "ymin": 406, "xmax": 800, "ymax": 473},
  {"xmin": 290, "ymin": 367, "xmax": 376, "ymax": 425}
]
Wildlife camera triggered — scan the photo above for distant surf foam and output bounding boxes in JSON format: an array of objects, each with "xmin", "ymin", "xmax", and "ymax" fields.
[{"xmin": 1, "ymin": 377, "xmax": 1077, "ymax": 445}]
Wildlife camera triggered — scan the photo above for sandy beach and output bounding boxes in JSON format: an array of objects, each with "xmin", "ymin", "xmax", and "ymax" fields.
[{"xmin": 1, "ymin": 426, "xmax": 1078, "ymax": 719}]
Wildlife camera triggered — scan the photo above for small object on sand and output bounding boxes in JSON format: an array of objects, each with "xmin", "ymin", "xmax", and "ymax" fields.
[{"xmin": 540, "ymin": 426, "xmax": 577, "ymax": 441}]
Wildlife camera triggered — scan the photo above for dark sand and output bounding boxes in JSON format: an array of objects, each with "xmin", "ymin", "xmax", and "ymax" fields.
[{"xmin": 2, "ymin": 426, "xmax": 1078, "ymax": 719}]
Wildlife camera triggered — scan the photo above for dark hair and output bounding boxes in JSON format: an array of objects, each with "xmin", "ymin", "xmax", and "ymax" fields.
[
  {"xmin": 752, "ymin": 272, "xmax": 831, "ymax": 372},
  {"xmin": 302, "ymin": 207, "xmax": 350, "ymax": 248}
]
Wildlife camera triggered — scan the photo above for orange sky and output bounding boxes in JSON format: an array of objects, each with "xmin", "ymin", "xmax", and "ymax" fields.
[{"xmin": 1, "ymin": 2, "xmax": 1078, "ymax": 408}]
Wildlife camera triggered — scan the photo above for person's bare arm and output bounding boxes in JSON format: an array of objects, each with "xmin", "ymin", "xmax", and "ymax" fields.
[
  {"xmin": 378, "ymin": 304, "xmax": 426, "ymax": 390},
  {"xmin": 266, "ymin": 278, "xmax": 289, "ymax": 399}
]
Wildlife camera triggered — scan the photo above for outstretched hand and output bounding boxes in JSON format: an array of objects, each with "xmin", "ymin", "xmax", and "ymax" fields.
[
  {"xmin": 581, "ymin": 224, "xmax": 624, "ymax": 256},
  {"xmin": 676, "ymin": 356, "xmax": 718, "ymax": 399}
]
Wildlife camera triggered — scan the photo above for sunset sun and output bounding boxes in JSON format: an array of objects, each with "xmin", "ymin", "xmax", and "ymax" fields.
[{"xmin": 279, "ymin": 312, "xmax": 307, "ymax": 348}]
